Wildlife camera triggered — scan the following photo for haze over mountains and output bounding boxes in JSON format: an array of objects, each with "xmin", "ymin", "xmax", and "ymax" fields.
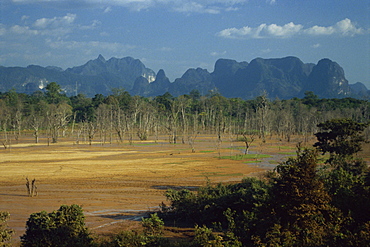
[{"xmin": 0, "ymin": 55, "xmax": 368, "ymax": 99}]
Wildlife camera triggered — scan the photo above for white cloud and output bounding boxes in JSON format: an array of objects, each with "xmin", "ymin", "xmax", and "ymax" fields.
[
  {"xmin": 103, "ymin": 6, "xmax": 112, "ymax": 13},
  {"xmin": 218, "ymin": 22, "xmax": 303, "ymax": 39},
  {"xmin": 311, "ymin": 43, "xmax": 321, "ymax": 48},
  {"xmin": 10, "ymin": 25, "xmax": 39, "ymax": 35},
  {"xmin": 10, "ymin": 0, "xmax": 250, "ymax": 13},
  {"xmin": 33, "ymin": 13, "xmax": 76, "ymax": 29},
  {"xmin": 264, "ymin": 22, "xmax": 303, "ymax": 37},
  {"xmin": 0, "ymin": 13, "xmax": 101, "ymax": 39},
  {"xmin": 218, "ymin": 18, "xmax": 366, "ymax": 39},
  {"xmin": 173, "ymin": 2, "xmax": 220, "ymax": 14},
  {"xmin": 21, "ymin": 15, "xmax": 30, "ymax": 21},
  {"xmin": 79, "ymin": 20, "xmax": 101, "ymax": 30},
  {"xmin": 305, "ymin": 18, "xmax": 364, "ymax": 36}
]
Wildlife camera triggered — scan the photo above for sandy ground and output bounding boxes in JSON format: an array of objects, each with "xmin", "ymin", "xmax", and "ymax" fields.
[{"xmin": 4, "ymin": 134, "xmax": 367, "ymax": 246}]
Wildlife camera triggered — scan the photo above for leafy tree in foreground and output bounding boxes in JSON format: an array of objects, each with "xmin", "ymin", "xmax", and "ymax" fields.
[
  {"xmin": 314, "ymin": 119, "xmax": 370, "ymax": 245},
  {"xmin": 0, "ymin": 211, "xmax": 14, "ymax": 246},
  {"xmin": 314, "ymin": 118, "xmax": 369, "ymax": 164},
  {"xmin": 257, "ymin": 148, "xmax": 341, "ymax": 246},
  {"xmin": 21, "ymin": 204, "xmax": 93, "ymax": 247}
]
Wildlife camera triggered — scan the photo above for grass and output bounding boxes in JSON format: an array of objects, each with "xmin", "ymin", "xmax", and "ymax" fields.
[
  {"xmin": 219, "ymin": 154, "xmax": 271, "ymax": 160},
  {"xmin": 199, "ymin": 150, "xmax": 215, "ymax": 153}
]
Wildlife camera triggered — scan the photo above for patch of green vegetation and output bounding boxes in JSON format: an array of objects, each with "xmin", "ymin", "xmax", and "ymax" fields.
[
  {"xmin": 199, "ymin": 150, "xmax": 215, "ymax": 153},
  {"xmin": 219, "ymin": 154, "xmax": 271, "ymax": 160}
]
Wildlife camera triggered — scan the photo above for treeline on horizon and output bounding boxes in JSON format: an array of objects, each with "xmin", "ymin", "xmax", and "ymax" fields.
[{"xmin": 0, "ymin": 82, "xmax": 369, "ymax": 145}]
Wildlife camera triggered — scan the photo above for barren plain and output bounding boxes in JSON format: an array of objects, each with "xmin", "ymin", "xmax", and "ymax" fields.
[{"xmin": 2, "ymin": 134, "xmax": 367, "ymax": 245}]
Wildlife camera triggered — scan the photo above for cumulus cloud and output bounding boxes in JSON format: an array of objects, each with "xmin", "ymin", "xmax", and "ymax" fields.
[
  {"xmin": 2, "ymin": 13, "xmax": 103, "ymax": 38},
  {"xmin": 218, "ymin": 22, "xmax": 303, "ymax": 39},
  {"xmin": 33, "ymin": 13, "xmax": 76, "ymax": 29},
  {"xmin": 304, "ymin": 18, "xmax": 364, "ymax": 36},
  {"xmin": 10, "ymin": 25, "xmax": 39, "ymax": 35},
  {"xmin": 218, "ymin": 18, "xmax": 366, "ymax": 39}
]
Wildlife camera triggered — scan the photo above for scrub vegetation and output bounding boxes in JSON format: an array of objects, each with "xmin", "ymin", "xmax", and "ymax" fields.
[{"xmin": 0, "ymin": 85, "xmax": 369, "ymax": 246}]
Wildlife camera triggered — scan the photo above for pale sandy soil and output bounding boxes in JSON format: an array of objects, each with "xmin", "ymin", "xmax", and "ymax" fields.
[{"xmin": 0, "ymin": 134, "xmax": 336, "ymax": 246}]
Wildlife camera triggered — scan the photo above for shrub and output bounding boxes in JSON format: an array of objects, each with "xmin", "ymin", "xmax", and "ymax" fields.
[
  {"xmin": 21, "ymin": 204, "xmax": 93, "ymax": 247},
  {"xmin": 0, "ymin": 211, "xmax": 14, "ymax": 246}
]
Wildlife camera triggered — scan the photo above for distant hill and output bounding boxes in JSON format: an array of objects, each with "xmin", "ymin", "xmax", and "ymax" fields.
[{"xmin": 0, "ymin": 55, "xmax": 368, "ymax": 99}]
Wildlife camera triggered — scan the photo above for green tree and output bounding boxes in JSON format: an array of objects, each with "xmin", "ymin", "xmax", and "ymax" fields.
[
  {"xmin": 314, "ymin": 118, "xmax": 369, "ymax": 162},
  {"xmin": 21, "ymin": 204, "xmax": 93, "ymax": 247},
  {"xmin": 258, "ymin": 148, "xmax": 341, "ymax": 247},
  {"xmin": 314, "ymin": 119, "xmax": 370, "ymax": 245},
  {"xmin": 0, "ymin": 212, "xmax": 14, "ymax": 246},
  {"xmin": 45, "ymin": 82, "xmax": 69, "ymax": 104}
]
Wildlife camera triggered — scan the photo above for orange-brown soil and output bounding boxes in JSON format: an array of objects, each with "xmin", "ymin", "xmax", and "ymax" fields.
[{"xmin": 1, "ymin": 134, "xmax": 368, "ymax": 246}]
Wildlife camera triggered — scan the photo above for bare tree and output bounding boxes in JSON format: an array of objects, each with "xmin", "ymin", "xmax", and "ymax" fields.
[
  {"xmin": 96, "ymin": 103, "xmax": 111, "ymax": 145},
  {"xmin": 0, "ymin": 100, "xmax": 11, "ymax": 149},
  {"xmin": 27, "ymin": 101, "xmax": 47, "ymax": 143},
  {"xmin": 256, "ymin": 92, "xmax": 269, "ymax": 143},
  {"xmin": 46, "ymin": 103, "xmax": 72, "ymax": 143},
  {"xmin": 26, "ymin": 178, "xmax": 37, "ymax": 197},
  {"xmin": 241, "ymin": 131, "xmax": 255, "ymax": 154}
]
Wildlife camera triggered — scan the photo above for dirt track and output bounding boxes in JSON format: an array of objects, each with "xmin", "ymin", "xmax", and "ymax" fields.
[{"xmin": 0, "ymin": 134, "xmax": 314, "ymax": 245}]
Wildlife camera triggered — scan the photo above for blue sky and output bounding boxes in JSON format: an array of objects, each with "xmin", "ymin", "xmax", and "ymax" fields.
[{"xmin": 1, "ymin": 0, "xmax": 369, "ymax": 88}]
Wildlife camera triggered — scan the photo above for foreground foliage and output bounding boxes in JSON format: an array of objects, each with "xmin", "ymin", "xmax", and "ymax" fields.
[
  {"xmin": 21, "ymin": 204, "xmax": 93, "ymax": 247},
  {"xmin": 161, "ymin": 119, "xmax": 370, "ymax": 246},
  {"xmin": 12, "ymin": 119, "xmax": 370, "ymax": 246},
  {"xmin": 0, "ymin": 212, "xmax": 14, "ymax": 247}
]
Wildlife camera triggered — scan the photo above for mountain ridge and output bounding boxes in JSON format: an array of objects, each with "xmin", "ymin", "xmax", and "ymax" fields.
[{"xmin": 0, "ymin": 55, "xmax": 368, "ymax": 99}]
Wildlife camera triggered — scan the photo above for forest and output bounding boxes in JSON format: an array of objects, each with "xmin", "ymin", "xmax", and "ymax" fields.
[
  {"xmin": 0, "ymin": 83, "xmax": 370, "ymax": 246},
  {"xmin": 0, "ymin": 82, "xmax": 369, "ymax": 148}
]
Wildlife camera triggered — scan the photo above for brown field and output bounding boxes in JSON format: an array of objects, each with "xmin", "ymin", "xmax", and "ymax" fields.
[{"xmin": 1, "ymin": 134, "xmax": 368, "ymax": 245}]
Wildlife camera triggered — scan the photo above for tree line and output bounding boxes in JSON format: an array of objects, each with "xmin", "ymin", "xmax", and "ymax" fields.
[{"xmin": 0, "ymin": 82, "xmax": 369, "ymax": 147}]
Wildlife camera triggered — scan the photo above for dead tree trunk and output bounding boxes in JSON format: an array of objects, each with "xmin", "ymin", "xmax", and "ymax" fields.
[{"xmin": 26, "ymin": 178, "xmax": 37, "ymax": 197}]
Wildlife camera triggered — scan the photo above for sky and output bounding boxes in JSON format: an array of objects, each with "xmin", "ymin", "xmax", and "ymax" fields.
[{"xmin": 1, "ymin": 0, "xmax": 369, "ymax": 88}]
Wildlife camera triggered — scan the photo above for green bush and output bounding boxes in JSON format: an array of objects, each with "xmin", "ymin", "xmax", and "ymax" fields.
[
  {"xmin": 21, "ymin": 204, "xmax": 93, "ymax": 247},
  {"xmin": 0, "ymin": 211, "xmax": 14, "ymax": 246}
]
